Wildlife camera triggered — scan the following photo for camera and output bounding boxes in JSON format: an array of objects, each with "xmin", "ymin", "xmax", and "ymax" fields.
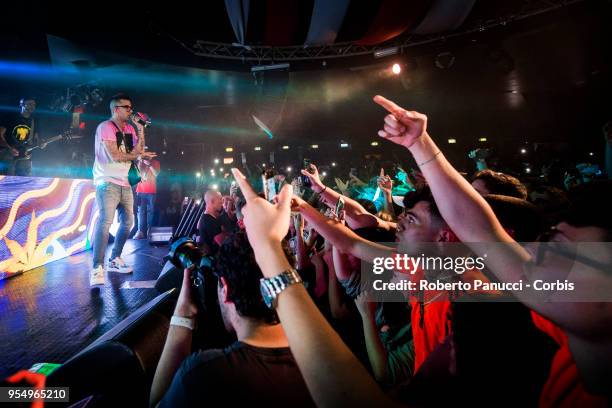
[{"xmin": 168, "ymin": 237, "xmax": 214, "ymax": 311}]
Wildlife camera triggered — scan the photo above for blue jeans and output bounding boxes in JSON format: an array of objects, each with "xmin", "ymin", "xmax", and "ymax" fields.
[
  {"xmin": 92, "ymin": 182, "xmax": 134, "ymax": 268},
  {"xmin": 137, "ymin": 193, "xmax": 155, "ymax": 233}
]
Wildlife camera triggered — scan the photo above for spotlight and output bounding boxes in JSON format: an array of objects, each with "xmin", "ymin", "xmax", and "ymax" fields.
[
  {"xmin": 225, "ymin": 147, "xmax": 233, "ymax": 152},
  {"xmin": 520, "ymin": 148, "xmax": 527, "ymax": 154},
  {"xmin": 374, "ymin": 46, "xmax": 399, "ymax": 59},
  {"xmin": 478, "ymin": 137, "xmax": 487, "ymax": 142},
  {"xmin": 331, "ymin": 162, "xmax": 336, "ymax": 167},
  {"xmin": 220, "ymin": 167, "xmax": 224, "ymax": 172},
  {"xmin": 214, "ymin": 158, "xmax": 220, "ymax": 164},
  {"xmin": 311, "ymin": 144, "xmax": 319, "ymax": 149},
  {"xmin": 196, "ymin": 172, "xmax": 201, "ymax": 178},
  {"xmin": 262, "ymin": 163, "xmax": 266, "ymax": 167},
  {"xmin": 589, "ymin": 152, "xmax": 594, "ymax": 156},
  {"xmin": 371, "ymin": 141, "xmax": 379, "ymax": 146},
  {"xmin": 525, "ymin": 168, "xmax": 531, "ymax": 173},
  {"xmin": 211, "ymin": 184, "xmax": 219, "ymax": 190},
  {"xmin": 254, "ymin": 146, "xmax": 261, "ymax": 151},
  {"xmin": 286, "ymin": 166, "xmax": 292, "ymax": 172},
  {"xmin": 181, "ymin": 151, "xmax": 185, "ymax": 155},
  {"xmin": 392, "ymin": 64, "xmax": 401, "ymax": 75},
  {"xmin": 322, "ymin": 171, "xmax": 327, "ymax": 177},
  {"xmin": 340, "ymin": 143, "xmax": 349, "ymax": 148},
  {"xmin": 448, "ymin": 139, "xmax": 457, "ymax": 144},
  {"xmin": 282, "ymin": 145, "xmax": 290, "ymax": 150}
]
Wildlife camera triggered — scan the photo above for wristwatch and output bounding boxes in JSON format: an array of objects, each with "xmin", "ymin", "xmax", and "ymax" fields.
[{"xmin": 260, "ymin": 268, "xmax": 303, "ymax": 309}]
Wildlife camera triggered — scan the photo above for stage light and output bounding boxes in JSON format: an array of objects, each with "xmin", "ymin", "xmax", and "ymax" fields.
[
  {"xmin": 196, "ymin": 172, "xmax": 201, "ymax": 178},
  {"xmin": 311, "ymin": 144, "xmax": 319, "ymax": 149},
  {"xmin": 340, "ymin": 143, "xmax": 349, "ymax": 148},
  {"xmin": 212, "ymin": 184, "xmax": 219, "ymax": 190},
  {"xmin": 254, "ymin": 146, "xmax": 261, "ymax": 151},
  {"xmin": 251, "ymin": 63, "xmax": 290, "ymax": 73},
  {"xmin": 525, "ymin": 168, "xmax": 531, "ymax": 173},
  {"xmin": 521, "ymin": 148, "xmax": 527, "ymax": 154},
  {"xmin": 374, "ymin": 47, "xmax": 399, "ymax": 59},
  {"xmin": 220, "ymin": 167, "xmax": 224, "ymax": 172},
  {"xmin": 371, "ymin": 141, "xmax": 379, "ymax": 146},
  {"xmin": 225, "ymin": 147, "xmax": 233, "ymax": 152},
  {"xmin": 322, "ymin": 171, "xmax": 327, "ymax": 177},
  {"xmin": 181, "ymin": 151, "xmax": 185, "ymax": 155},
  {"xmin": 448, "ymin": 139, "xmax": 457, "ymax": 144},
  {"xmin": 262, "ymin": 163, "xmax": 266, "ymax": 167},
  {"xmin": 210, "ymin": 168, "xmax": 215, "ymax": 173},
  {"xmin": 282, "ymin": 145, "xmax": 289, "ymax": 150},
  {"xmin": 214, "ymin": 158, "xmax": 220, "ymax": 164},
  {"xmin": 479, "ymin": 137, "xmax": 487, "ymax": 142},
  {"xmin": 331, "ymin": 162, "xmax": 336, "ymax": 167},
  {"xmin": 286, "ymin": 166, "xmax": 292, "ymax": 172},
  {"xmin": 392, "ymin": 64, "xmax": 401, "ymax": 75},
  {"xmin": 589, "ymin": 152, "xmax": 594, "ymax": 156}
]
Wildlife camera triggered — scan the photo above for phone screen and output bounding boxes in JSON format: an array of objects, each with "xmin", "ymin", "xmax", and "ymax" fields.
[
  {"xmin": 302, "ymin": 158, "xmax": 312, "ymax": 187},
  {"xmin": 334, "ymin": 197, "xmax": 345, "ymax": 219}
]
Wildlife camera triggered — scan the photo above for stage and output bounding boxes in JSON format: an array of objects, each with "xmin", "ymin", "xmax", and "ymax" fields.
[{"xmin": 0, "ymin": 240, "xmax": 168, "ymax": 380}]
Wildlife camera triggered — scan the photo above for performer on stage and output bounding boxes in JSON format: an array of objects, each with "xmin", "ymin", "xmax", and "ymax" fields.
[
  {"xmin": 90, "ymin": 93, "xmax": 156, "ymax": 287},
  {"xmin": 0, "ymin": 97, "xmax": 45, "ymax": 176}
]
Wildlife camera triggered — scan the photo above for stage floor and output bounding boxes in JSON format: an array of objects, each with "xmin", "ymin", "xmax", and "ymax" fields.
[{"xmin": 0, "ymin": 240, "xmax": 168, "ymax": 380}]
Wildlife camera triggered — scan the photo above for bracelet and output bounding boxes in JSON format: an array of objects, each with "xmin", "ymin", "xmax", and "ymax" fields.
[
  {"xmin": 170, "ymin": 315, "xmax": 195, "ymax": 330},
  {"xmin": 418, "ymin": 150, "xmax": 441, "ymax": 167}
]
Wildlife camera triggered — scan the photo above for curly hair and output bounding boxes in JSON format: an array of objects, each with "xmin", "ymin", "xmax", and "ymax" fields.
[{"xmin": 214, "ymin": 231, "xmax": 279, "ymax": 325}]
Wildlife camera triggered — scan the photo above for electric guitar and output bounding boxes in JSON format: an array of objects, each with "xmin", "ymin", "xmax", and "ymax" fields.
[{"xmin": 15, "ymin": 129, "xmax": 81, "ymax": 160}]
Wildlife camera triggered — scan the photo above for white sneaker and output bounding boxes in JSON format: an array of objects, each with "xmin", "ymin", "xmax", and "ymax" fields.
[
  {"xmin": 107, "ymin": 257, "xmax": 133, "ymax": 273},
  {"xmin": 90, "ymin": 265, "xmax": 105, "ymax": 286}
]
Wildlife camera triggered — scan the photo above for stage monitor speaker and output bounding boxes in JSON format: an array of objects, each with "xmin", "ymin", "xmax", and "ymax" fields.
[
  {"xmin": 149, "ymin": 226, "xmax": 173, "ymax": 244},
  {"xmin": 155, "ymin": 260, "xmax": 182, "ymax": 293}
]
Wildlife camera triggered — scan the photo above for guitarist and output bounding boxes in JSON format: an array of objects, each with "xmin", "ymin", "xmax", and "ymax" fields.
[
  {"xmin": 90, "ymin": 93, "xmax": 156, "ymax": 287},
  {"xmin": 0, "ymin": 97, "xmax": 45, "ymax": 176}
]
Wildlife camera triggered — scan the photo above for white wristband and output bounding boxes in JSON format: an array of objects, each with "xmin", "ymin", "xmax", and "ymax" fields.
[{"xmin": 170, "ymin": 315, "xmax": 195, "ymax": 330}]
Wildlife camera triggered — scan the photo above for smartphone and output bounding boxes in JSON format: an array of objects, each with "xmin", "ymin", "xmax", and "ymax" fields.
[
  {"xmin": 301, "ymin": 158, "xmax": 312, "ymax": 187},
  {"xmin": 334, "ymin": 197, "xmax": 345, "ymax": 219}
]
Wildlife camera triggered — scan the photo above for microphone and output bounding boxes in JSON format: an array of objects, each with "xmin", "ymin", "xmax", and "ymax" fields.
[{"xmin": 131, "ymin": 112, "xmax": 152, "ymax": 128}]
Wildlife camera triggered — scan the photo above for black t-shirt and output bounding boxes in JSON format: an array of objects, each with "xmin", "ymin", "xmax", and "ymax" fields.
[
  {"xmin": 1, "ymin": 112, "xmax": 36, "ymax": 151},
  {"xmin": 160, "ymin": 341, "xmax": 315, "ymax": 407},
  {"xmin": 199, "ymin": 213, "xmax": 222, "ymax": 252},
  {"xmin": 218, "ymin": 211, "xmax": 238, "ymax": 233}
]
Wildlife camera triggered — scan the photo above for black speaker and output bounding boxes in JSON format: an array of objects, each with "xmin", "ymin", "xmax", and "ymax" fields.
[{"xmin": 154, "ymin": 260, "xmax": 182, "ymax": 293}]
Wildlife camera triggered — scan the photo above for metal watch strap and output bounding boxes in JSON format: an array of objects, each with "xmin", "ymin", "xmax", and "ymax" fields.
[{"xmin": 260, "ymin": 268, "xmax": 303, "ymax": 309}]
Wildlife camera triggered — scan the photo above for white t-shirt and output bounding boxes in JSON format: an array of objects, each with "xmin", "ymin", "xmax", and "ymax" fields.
[{"xmin": 92, "ymin": 120, "xmax": 138, "ymax": 187}]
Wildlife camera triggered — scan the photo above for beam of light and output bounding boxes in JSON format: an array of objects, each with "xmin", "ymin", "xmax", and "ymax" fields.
[
  {"xmin": 0, "ymin": 60, "xmax": 254, "ymax": 94},
  {"xmin": 252, "ymin": 115, "xmax": 274, "ymax": 139},
  {"xmin": 0, "ymin": 106, "xmax": 259, "ymax": 137},
  {"xmin": 392, "ymin": 63, "xmax": 401, "ymax": 74}
]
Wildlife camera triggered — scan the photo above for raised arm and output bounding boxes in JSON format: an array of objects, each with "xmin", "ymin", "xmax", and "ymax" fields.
[
  {"xmin": 231, "ymin": 168, "xmax": 393, "ymax": 407},
  {"xmin": 293, "ymin": 195, "xmax": 392, "ymax": 263},
  {"xmin": 371, "ymin": 95, "xmax": 592, "ymax": 329},
  {"xmin": 301, "ymin": 164, "xmax": 395, "ymax": 231}
]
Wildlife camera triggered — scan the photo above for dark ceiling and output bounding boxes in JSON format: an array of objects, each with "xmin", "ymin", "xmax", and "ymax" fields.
[{"xmin": 0, "ymin": 0, "xmax": 610, "ymax": 175}]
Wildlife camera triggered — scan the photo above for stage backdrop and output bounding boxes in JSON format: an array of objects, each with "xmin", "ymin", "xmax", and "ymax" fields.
[{"xmin": 0, "ymin": 176, "xmax": 97, "ymax": 280}]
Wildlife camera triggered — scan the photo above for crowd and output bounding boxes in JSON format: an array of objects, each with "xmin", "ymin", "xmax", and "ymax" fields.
[{"xmin": 148, "ymin": 95, "xmax": 611, "ymax": 407}]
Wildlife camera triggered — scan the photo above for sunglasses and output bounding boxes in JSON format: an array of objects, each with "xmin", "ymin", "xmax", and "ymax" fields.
[{"xmin": 116, "ymin": 105, "xmax": 133, "ymax": 111}]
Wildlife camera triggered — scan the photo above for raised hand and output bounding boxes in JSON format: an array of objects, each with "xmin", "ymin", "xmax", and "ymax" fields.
[
  {"xmin": 231, "ymin": 168, "xmax": 292, "ymax": 253},
  {"xmin": 373, "ymin": 95, "xmax": 428, "ymax": 149},
  {"xmin": 300, "ymin": 163, "xmax": 324, "ymax": 192}
]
